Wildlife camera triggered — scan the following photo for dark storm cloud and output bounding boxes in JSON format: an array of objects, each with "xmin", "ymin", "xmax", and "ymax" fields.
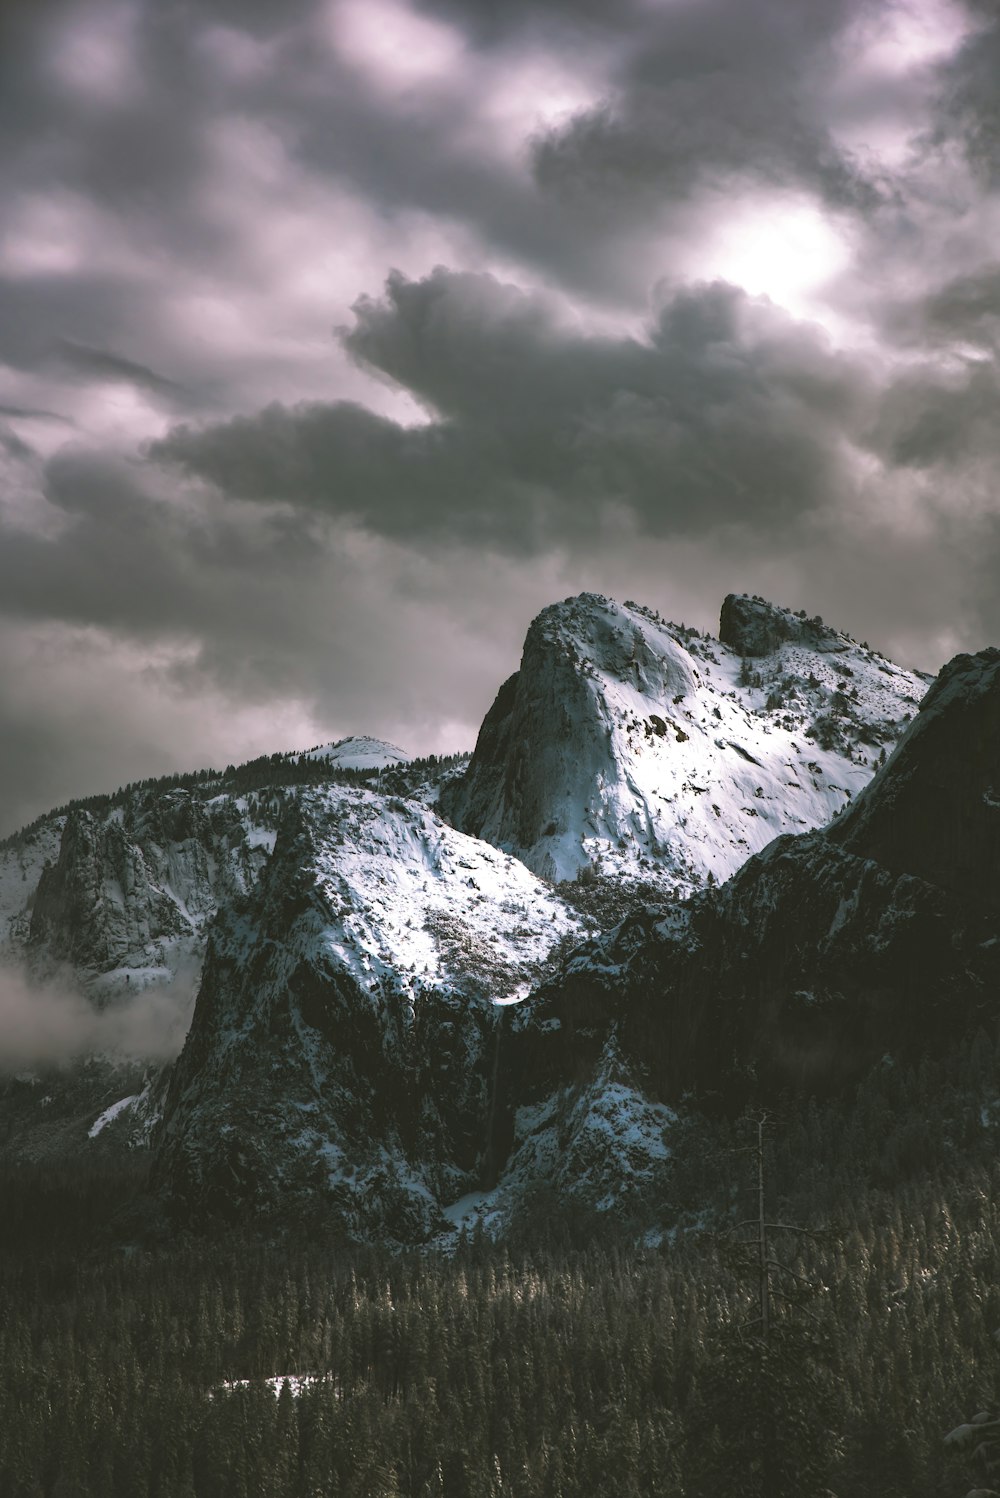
[
  {"xmin": 0, "ymin": 438, "xmax": 507, "ymax": 729},
  {"xmin": 412, "ymin": 0, "xmax": 642, "ymax": 39},
  {"xmin": 242, "ymin": 0, "xmax": 886, "ymax": 312},
  {"xmin": 0, "ymin": 0, "xmax": 896, "ymax": 418},
  {"xmin": 894, "ymin": 263, "xmax": 1000, "ymax": 351},
  {"xmin": 937, "ymin": 4, "xmax": 1000, "ymax": 183},
  {"xmin": 864, "ymin": 358, "xmax": 1000, "ymax": 471},
  {"xmin": 404, "ymin": 0, "xmax": 886, "ymax": 240},
  {"xmin": 153, "ymin": 267, "xmax": 866, "ymax": 550},
  {"xmin": 0, "ymin": 274, "xmax": 219, "ymax": 419},
  {"xmin": 0, "ymin": 3, "xmax": 205, "ymax": 211},
  {"xmin": 531, "ymin": 0, "xmax": 879, "ymax": 218},
  {"xmin": 0, "ymin": 448, "xmax": 324, "ymax": 655}
]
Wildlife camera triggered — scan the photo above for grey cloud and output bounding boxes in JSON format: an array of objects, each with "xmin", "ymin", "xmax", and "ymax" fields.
[
  {"xmin": 915, "ymin": 264, "xmax": 1000, "ymax": 348},
  {"xmin": 52, "ymin": 339, "xmax": 190, "ymax": 402},
  {"xmin": 412, "ymin": 0, "xmax": 640, "ymax": 41},
  {"xmin": 0, "ymin": 0, "xmax": 896, "ymax": 397},
  {"xmin": 207, "ymin": 0, "xmax": 881, "ymax": 308},
  {"xmin": 175, "ymin": 0, "xmax": 318, "ymax": 36},
  {"xmin": 0, "ymin": 276, "xmax": 155, "ymax": 375},
  {"xmin": 938, "ymin": 8, "xmax": 1000, "ymax": 184},
  {"xmin": 0, "ymin": 448, "xmax": 323, "ymax": 647},
  {"xmin": 0, "ymin": 425, "xmax": 35, "ymax": 460},
  {"xmin": 154, "ymin": 268, "xmax": 866, "ymax": 550},
  {"xmin": 530, "ymin": 0, "xmax": 880, "ymax": 219},
  {"xmin": 0, "ymin": 402, "xmax": 73, "ymax": 424},
  {"xmin": 0, "ymin": 278, "xmax": 216, "ymax": 418},
  {"xmin": 533, "ymin": 80, "xmax": 875, "ymax": 219},
  {"xmin": 863, "ymin": 360, "xmax": 1000, "ymax": 471},
  {"xmin": 0, "ymin": 4, "xmax": 207, "ymax": 216}
]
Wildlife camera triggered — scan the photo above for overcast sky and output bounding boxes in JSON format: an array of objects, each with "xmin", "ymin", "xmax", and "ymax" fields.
[{"xmin": 2, "ymin": 0, "xmax": 999, "ymax": 834}]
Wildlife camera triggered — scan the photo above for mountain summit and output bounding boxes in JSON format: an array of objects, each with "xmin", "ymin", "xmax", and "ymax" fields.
[{"xmin": 442, "ymin": 592, "xmax": 927, "ymax": 888}]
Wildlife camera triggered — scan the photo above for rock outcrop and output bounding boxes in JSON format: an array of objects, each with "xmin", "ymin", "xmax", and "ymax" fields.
[{"xmin": 718, "ymin": 593, "xmax": 844, "ymax": 657}]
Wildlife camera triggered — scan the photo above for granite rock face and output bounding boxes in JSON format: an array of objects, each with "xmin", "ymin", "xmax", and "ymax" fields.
[
  {"xmin": 21, "ymin": 792, "xmax": 271, "ymax": 990},
  {"xmin": 718, "ymin": 593, "xmax": 844, "ymax": 657},
  {"xmin": 29, "ymin": 809, "xmax": 192, "ymax": 976},
  {"xmin": 829, "ymin": 648, "xmax": 1000, "ymax": 914}
]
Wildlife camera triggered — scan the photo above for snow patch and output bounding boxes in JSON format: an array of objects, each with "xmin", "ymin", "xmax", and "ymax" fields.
[
  {"xmin": 88, "ymin": 1094, "xmax": 138, "ymax": 1137},
  {"xmin": 300, "ymin": 735, "xmax": 411, "ymax": 770}
]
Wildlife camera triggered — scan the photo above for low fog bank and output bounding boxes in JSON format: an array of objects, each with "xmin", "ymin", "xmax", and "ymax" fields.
[{"xmin": 0, "ymin": 960, "xmax": 198, "ymax": 1069}]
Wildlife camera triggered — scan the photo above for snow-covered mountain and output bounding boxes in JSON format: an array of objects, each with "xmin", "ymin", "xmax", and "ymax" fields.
[
  {"xmin": 0, "ymin": 742, "xmax": 436, "ymax": 1161},
  {"xmin": 0, "ymin": 739, "xmax": 414, "ymax": 1003},
  {"xmin": 146, "ymin": 592, "xmax": 940, "ymax": 1236},
  {"xmin": 443, "ymin": 592, "xmax": 928, "ymax": 889},
  {"xmin": 0, "ymin": 590, "xmax": 955, "ymax": 1236}
]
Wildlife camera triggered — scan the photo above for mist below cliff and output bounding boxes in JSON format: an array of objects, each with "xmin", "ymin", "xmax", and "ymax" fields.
[{"xmin": 0, "ymin": 960, "xmax": 196, "ymax": 1069}]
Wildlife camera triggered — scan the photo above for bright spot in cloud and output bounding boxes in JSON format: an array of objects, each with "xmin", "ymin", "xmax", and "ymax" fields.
[
  {"xmin": 858, "ymin": 0, "xmax": 971, "ymax": 76},
  {"xmin": 486, "ymin": 53, "xmax": 602, "ymax": 142},
  {"xmin": 328, "ymin": 0, "xmax": 464, "ymax": 91},
  {"xmin": 69, "ymin": 384, "xmax": 174, "ymax": 447},
  {"xmin": 0, "ymin": 193, "xmax": 86, "ymax": 278},
  {"xmin": 686, "ymin": 195, "xmax": 851, "ymax": 328},
  {"xmin": 48, "ymin": 1, "xmax": 138, "ymax": 100}
]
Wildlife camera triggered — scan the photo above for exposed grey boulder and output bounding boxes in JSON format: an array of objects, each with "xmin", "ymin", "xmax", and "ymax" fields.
[{"xmin": 719, "ymin": 593, "xmax": 843, "ymax": 657}]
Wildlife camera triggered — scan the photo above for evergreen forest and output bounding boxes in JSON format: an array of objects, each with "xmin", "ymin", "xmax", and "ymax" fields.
[{"xmin": 3, "ymin": 1030, "xmax": 1000, "ymax": 1497}]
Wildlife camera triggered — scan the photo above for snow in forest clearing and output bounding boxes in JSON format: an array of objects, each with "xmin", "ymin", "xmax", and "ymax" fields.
[{"xmin": 219, "ymin": 1375, "xmax": 331, "ymax": 1398}]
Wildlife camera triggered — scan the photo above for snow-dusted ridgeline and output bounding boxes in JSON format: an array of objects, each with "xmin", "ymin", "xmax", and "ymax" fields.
[{"xmin": 443, "ymin": 593, "xmax": 929, "ymax": 890}]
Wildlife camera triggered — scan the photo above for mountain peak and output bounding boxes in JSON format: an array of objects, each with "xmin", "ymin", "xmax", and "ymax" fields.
[
  {"xmin": 299, "ymin": 736, "xmax": 411, "ymax": 770},
  {"xmin": 442, "ymin": 591, "xmax": 928, "ymax": 887}
]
